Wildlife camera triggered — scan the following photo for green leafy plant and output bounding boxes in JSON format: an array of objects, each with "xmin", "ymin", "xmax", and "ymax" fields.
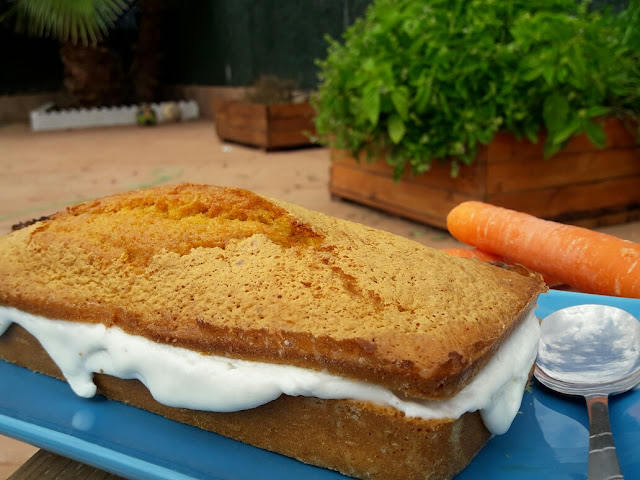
[{"xmin": 312, "ymin": 0, "xmax": 640, "ymax": 178}]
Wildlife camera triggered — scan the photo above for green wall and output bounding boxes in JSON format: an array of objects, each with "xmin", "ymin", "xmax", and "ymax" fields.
[
  {"xmin": 0, "ymin": 29, "xmax": 63, "ymax": 95},
  {"xmin": 162, "ymin": 0, "xmax": 372, "ymax": 89}
]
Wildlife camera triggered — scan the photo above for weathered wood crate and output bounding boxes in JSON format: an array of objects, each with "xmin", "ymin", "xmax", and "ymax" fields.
[
  {"xmin": 213, "ymin": 100, "xmax": 316, "ymax": 150},
  {"xmin": 329, "ymin": 119, "xmax": 640, "ymax": 229}
]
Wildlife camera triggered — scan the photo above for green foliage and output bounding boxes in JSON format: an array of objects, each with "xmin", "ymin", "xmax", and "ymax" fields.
[
  {"xmin": 1, "ymin": 0, "xmax": 130, "ymax": 45},
  {"xmin": 312, "ymin": 0, "xmax": 640, "ymax": 178}
]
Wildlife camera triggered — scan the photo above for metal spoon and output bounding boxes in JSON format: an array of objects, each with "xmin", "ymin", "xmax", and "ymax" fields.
[{"xmin": 534, "ymin": 304, "xmax": 640, "ymax": 480}]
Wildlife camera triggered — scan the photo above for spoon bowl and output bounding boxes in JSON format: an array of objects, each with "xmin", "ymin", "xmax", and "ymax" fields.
[{"xmin": 534, "ymin": 304, "xmax": 640, "ymax": 480}]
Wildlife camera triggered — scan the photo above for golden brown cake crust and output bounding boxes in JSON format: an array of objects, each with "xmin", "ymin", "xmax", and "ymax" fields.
[
  {"xmin": 0, "ymin": 184, "xmax": 546, "ymax": 400},
  {"xmin": 0, "ymin": 324, "xmax": 492, "ymax": 480}
]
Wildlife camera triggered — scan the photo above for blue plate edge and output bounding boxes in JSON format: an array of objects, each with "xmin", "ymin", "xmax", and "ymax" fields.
[{"xmin": 0, "ymin": 413, "xmax": 200, "ymax": 480}]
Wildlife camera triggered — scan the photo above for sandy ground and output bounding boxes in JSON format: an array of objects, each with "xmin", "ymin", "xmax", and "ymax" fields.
[{"xmin": 1, "ymin": 120, "xmax": 639, "ymax": 477}]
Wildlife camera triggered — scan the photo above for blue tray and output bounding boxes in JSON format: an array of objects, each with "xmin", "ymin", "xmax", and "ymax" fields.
[{"xmin": 1, "ymin": 290, "xmax": 639, "ymax": 479}]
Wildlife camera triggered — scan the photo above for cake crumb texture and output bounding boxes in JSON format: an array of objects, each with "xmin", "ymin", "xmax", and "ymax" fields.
[{"xmin": 0, "ymin": 184, "xmax": 546, "ymax": 399}]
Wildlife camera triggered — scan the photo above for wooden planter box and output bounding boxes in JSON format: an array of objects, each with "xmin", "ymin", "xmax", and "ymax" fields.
[
  {"xmin": 329, "ymin": 119, "xmax": 640, "ymax": 229},
  {"xmin": 213, "ymin": 100, "xmax": 316, "ymax": 150}
]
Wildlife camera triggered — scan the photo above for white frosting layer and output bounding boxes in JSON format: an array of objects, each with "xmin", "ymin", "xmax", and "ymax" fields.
[{"xmin": 0, "ymin": 306, "xmax": 540, "ymax": 435}]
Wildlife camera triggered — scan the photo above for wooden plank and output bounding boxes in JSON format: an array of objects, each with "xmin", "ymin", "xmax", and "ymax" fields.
[
  {"xmin": 566, "ymin": 208, "xmax": 640, "ymax": 229},
  {"xmin": 329, "ymin": 162, "xmax": 480, "ymax": 229},
  {"xmin": 213, "ymin": 101, "xmax": 267, "ymax": 129},
  {"xmin": 268, "ymin": 130, "xmax": 315, "ymax": 149},
  {"xmin": 9, "ymin": 449, "xmax": 123, "ymax": 480},
  {"xmin": 486, "ymin": 148, "xmax": 640, "ymax": 193},
  {"xmin": 266, "ymin": 103, "xmax": 316, "ymax": 148},
  {"xmin": 267, "ymin": 102, "xmax": 315, "ymax": 119},
  {"xmin": 267, "ymin": 116, "xmax": 315, "ymax": 132},
  {"xmin": 214, "ymin": 101, "xmax": 267, "ymax": 120},
  {"xmin": 488, "ymin": 118, "xmax": 638, "ymax": 162},
  {"xmin": 213, "ymin": 100, "xmax": 268, "ymax": 147},
  {"xmin": 213, "ymin": 124, "xmax": 268, "ymax": 148},
  {"xmin": 330, "ymin": 150, "xmax": 487, "ymax": 196},
  {"xmin": 329, "ymin": 183, "xmax": 453, "ymax": 230},
  {"xmin": 487, "ymin": 175, "xmax": 640, "ymax": 220},
  {"xmin": 266, "ymin": 115, "xmax": 316, "ymax": 148}
]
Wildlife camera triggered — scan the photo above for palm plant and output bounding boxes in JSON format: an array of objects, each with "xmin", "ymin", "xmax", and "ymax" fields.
[
  {"xmin": 3, "ymin": 0, "xmax": 130, "ymax": 45},
  {"xmin": 2, "ymin": 0, "xmax": 163, "ymax": 107}
]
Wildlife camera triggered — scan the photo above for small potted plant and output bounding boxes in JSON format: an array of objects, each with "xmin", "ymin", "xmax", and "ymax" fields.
[
  {"xmin": 213, "ymin": 75, "xmax": 316, "ymax": 150},
  {"xmin": 312, "ymin": 0, "xmax": 640, "ymax": 229}
]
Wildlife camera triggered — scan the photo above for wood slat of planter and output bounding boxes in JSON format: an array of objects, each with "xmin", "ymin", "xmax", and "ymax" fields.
[
  {"xmin": 267, "ymin": 102, "xmax": 316, "ymax": 119},
  {"xmin": 213, "ymin": 100, "xmax": 316, "ymax": 150},
  {"xmin": 214, "ymin": 102, "xmax": 268, "ymax": 129},
  {"xmin": 486, "ymin": 149, "xmax": 640, "ymax": 193},
  {"xmin": 488, "ymin": 119, "xmax": 638, "ymax": 160},
  {"xmin": 268, "ymin": 130, "xmax": 313, "ymax": 149},
  {"xmin": 267, "ymin": 104, "xmax": 316, "ymax": 149},
  {"xmin": 488, "ymin": 175, "xmax": 640, "ymax": 221},
  {"xmin": 330, "ymin": 150, "xmax": 487, "ymax": 195},
  {"xmin": 569, "ymin": 208, "xmax": 640, "ymax": 228},
  {"xmin": 213, "ymin": 101, "xmax": 267, "ymax": 147},
  {"xmin": 329, "ymin": 160, "xmax": 480, "ymax": 229}
]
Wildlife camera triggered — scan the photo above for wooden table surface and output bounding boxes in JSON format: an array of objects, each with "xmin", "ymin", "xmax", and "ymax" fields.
[{"xmin": 9, "ymin": 450, "xmax": 123, "ymax": 479}]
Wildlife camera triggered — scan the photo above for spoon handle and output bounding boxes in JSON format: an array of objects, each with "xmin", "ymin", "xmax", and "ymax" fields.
[{"xmin": 586, "ymin": 395, "xmax": 624, "ymax": 480}]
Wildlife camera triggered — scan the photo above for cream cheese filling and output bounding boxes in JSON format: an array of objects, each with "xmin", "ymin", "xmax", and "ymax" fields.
[{"xmin": 0, "ymin": 306, "xmax": 540, "ymax": 435}]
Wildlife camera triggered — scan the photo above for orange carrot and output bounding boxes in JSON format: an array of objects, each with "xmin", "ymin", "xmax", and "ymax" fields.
[
  {"xmin": 441, "ymin": 247, "xmax": 564, "ymax": 288},
  {"xmin": 446, "ymin": 201, "xmax": 640, "ymax": 298}
]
